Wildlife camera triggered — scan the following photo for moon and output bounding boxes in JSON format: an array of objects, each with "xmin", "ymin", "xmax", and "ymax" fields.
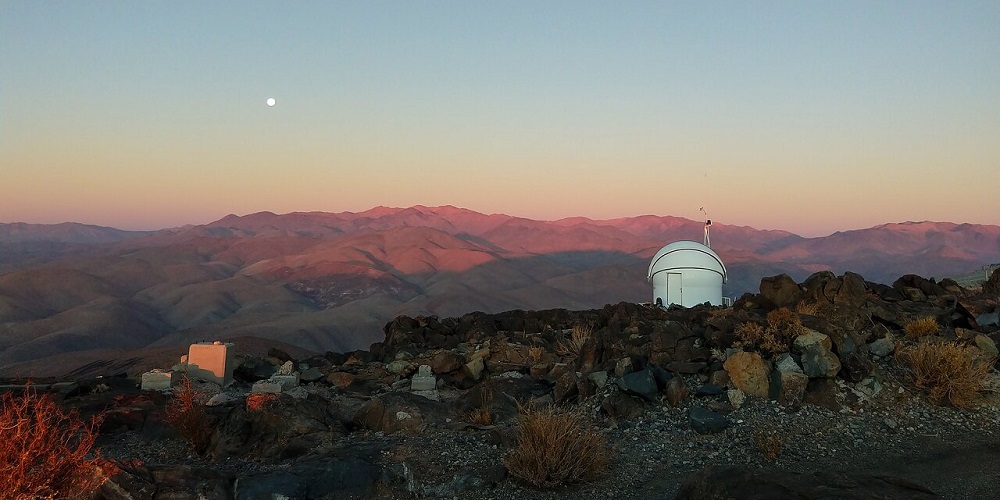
[{"xmin": 266, "ymin": 97, "xmax": 276, "ymax": 107}]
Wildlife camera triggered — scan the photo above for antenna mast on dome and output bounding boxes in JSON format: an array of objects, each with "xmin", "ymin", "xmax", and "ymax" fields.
[{"xmin": 699, "ymin": 207, "xmax": 712, "ymax": 248}]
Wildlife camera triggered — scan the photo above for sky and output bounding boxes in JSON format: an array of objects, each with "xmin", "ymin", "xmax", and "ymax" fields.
[{"xmin": 1, "ymin": 1, "xmax": 998, "ymax": 237}]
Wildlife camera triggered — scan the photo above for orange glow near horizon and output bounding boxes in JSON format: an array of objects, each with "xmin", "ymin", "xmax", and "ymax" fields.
[{"xmin": 2, "ymin": 3, "xmax": 998, "ymax": 238}]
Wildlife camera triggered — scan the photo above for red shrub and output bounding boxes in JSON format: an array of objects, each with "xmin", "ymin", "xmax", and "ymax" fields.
[{"xmin": 0, "ymin": 385, "xmax": 115, "ymax": 498}]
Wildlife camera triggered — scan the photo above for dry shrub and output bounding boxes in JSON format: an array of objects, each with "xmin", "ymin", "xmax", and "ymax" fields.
[
  {"xmin": 904, "ymin": 317, "xmax": 940, "ymax": 339},
  {"xmin": 897, "ymin": 341, "xmax": 994, "ymax": 409},
  {"xmin": 467, "ymin": 383, "xmax": 494, "ymax": 425},
  {"xmin": 0, "ymin": 386, "xmax": 115, "ymax": 498},
  {"xmin": 503, "ymin": 405, "xmax": 609, "ymax": 488},
  {"xmin": 753, "ymin": 428, "xmax": 783, "ymax": 461},
  {"xmin": 528, "ymin": 346, "xmax": 545, "ymax": 364},
  {"xmin": 734, "ymin": 309, "xmax": 804, "ymax": 354},
  {"xmin": 469, "ymin": 406, "xmax": 493, "ymax": 426},
  {"xmin": 165, "ymin": 376, "xmax": 212, "ymax": 452},
  {"xmin": 733, "ymin": 322, "xmax": 765, "ymax": 349},
  {"xmin": 794, "ymin": 301, "xmax": 820, "ymax": 315},
  {"xmin": 766, "ymin": 307, "xmax": 806, "ymax": 337},
  {"xmin": 556, "ymin": 325, "xmax": 591, "ymax": 359},
  {"xmin": 246, "ymin": 392, "xmax": 279, "ymax": 412}
]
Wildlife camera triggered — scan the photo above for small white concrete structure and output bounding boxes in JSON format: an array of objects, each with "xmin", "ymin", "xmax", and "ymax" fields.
[
  {"xmin": 141, "ymin": 370, "xmax": 173, "ymax": 391},
  {"xmin": 251, "ymin": 381, "xmax": 283, "ymax": 394},
  {"xmin": 410, "ymin": 364, "xmax": 437, "ymax": 391},
  {"xmin": 270, "ymin": 374, "xmax": 300, "ymax": 390},
  {"xmin": 648, "ymin": 240, "xmax": 727, "ymax": 307},
  {"xmin": 181, "ymin": 341, "xmax": 235, "ymax": 386}
]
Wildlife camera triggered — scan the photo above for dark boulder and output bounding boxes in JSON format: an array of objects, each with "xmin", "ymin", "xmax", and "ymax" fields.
[
  {"xmin": 233, "ymin": 356, "xmax": 277, "ymax": 383},
  {"xmin": 351, "ymin": 392, "xmax": 452, "ymax": 435},
  {"xmin": 893, "ymin": 274, "xmax": 948, "ymax": 299},
  {"xmin": 209, "ymin": 394, "xmax": 343, "ymax": 460},
  {"xmin": 600, "ymin": 392, "xmax": 646, "ymax": 420},
  {"xmin": 689, "ymin": 406, "xmax": 729, "ymax": 434},
  {"xmin": 430, "ymin": 351, "xmax": 465, "ymax": 375},
  {"xmin": 553, "ymin": 371, "xmax": 579, "ymax": 404},
  {"xmin": 616, "ymin": 369, "xmax": 659, "ymax": 401},
  {"xmin": 835, "ymin": 272, "xmax": 869, "ymax": 307},
  {"xmin": 759, "ymin": 274, "xmax": 803, "ymax": 309}
]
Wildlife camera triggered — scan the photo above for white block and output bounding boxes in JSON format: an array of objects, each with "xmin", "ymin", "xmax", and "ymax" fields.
[
  {"xmin": 410, "ymin": 375, "xmax": 436, "ymax": 392},
  {"xmin": 252, "ymin": 382, "xmax": 282, "ymax": 394},
  {"xmin": 270, "ymin": 374, "xmax": 299, "ymax": 389},
  {"xmin": 141, "ymin": 371, "xmax": 173, "ymax": 391}
]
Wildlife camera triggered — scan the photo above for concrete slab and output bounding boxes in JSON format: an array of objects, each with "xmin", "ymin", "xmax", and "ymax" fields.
[
  {"xmin": 252, "ymin": 382, "xmax": 282, "ymax": 394},
  {"xmin": 270, "ymin": 374, "xmax": 299, "ymax": 389},
  {"xmin": 141, "ymin": 371, "xmax": 173, "ymax": 391},
  {"xmin": 186, "ymin": 341, "xmax": 236, "ymax": 386}
]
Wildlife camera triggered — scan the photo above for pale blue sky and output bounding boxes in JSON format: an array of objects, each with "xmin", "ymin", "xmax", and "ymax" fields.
[{"xmin": 2, "ymin": 1, "xmax": 998, "ymax": 235}]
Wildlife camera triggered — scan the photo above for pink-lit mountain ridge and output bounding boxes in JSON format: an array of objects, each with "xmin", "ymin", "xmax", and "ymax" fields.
[{"xmin": 1, "ymin": 205, "xmax": 998, "ymax": 375}]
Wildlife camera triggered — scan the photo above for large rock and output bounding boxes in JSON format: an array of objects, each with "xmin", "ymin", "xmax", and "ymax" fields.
[
  {"xmin": 676, "ymin": 465, "xmax": 937, "ymax": 499},
  {"xmin": 974, "ymin": 335, "xmax": 998, "ymax": 358},
  {"xmin": 430, "ymin": 351, "xmax": 465, "ymax": 374},
  {"xmin": 803, "ymin": 378, "xmax": 845, "ymax": 411},
  {"xmin": 869, "ymin": 337, "xmax": 896, "ymax": 357},
  {"xmin": 769, "ymin": 370, "xmax": 809, "ymax": 408},
  {"xmin": 794, "ymin": 330, "xmax": 841, "ymax": 378},
  {"xmin": 553, "ymin": 371, "xmax": 580, "ymax": 404},
  {"xmin": 759, "ymin": 274, "xmax": 802, "ymax": 309},
  {"xmin": 689, "ymin": 406, "xmax": 729, "ymax": 434},
  {"xmin": 616, "ymin": 369, "xmax": 659, "ymax": 401},
  {"xmin": 834, "ymin": 272, "xmax": 869, "ymax": 307},
  {"xmin": 326, "ymin": 371, "xmax": 356, "ymax": 389},
  {"xmin": 650, "ymin": 321, "xmax": 693, "ymax": 352},
  {"xmin": 893, "ymin": 274, "xmax": 948, "ymax": 299},
  {"xmin": 209, "ymin": 394, "xmax": 343, "ymax": 460},
  {"xmin": 977, "ymin": 312, "xmax": 1000, "ymax": 328},
  {"xmin": 723, "ymin": 351, "xmax": 771, "ymax": 398},
  {"xmin": 665, "ymin": 376, "xmax": 689, "ymax": 407},
  {"xmin": 351, "ymin": 393, "xmax": 449, "ymax": 435},
  {"xmin": 600, "ymin": 392, "xmax": 646, "ymax": 420}
]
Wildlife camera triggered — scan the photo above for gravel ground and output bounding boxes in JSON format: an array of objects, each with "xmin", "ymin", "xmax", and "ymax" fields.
[
  {"xmin": 362, "ymin": 366, "xmax": 1000, "ymax": 499},
  {"xmin": 96, "ymin": 362, "xmax": 1000, "ymax": 499}
]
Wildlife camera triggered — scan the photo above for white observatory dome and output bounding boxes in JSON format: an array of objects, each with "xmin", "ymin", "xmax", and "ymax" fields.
[{"xmin": 647, "ymin": 240, "xmax": 727, "ymax": 308}]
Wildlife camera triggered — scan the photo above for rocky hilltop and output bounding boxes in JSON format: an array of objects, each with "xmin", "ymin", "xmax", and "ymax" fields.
[{"xmin": 10, "ymin": 269, "xmax": 999, "ymax": 499}]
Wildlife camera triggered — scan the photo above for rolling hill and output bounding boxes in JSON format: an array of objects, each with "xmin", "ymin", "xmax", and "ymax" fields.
[{"xmin": 1, "ymin": 206, "xmax": 998, "ymax": 375}]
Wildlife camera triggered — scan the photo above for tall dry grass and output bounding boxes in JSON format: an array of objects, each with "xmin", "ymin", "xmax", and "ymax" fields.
[
  {"xmin": 467, "ymin": 382, "xmax": 494, "ymax": 426},
  {"xmin": 503, "ymin": 405, "xmax": 609, "ymax": 488},
  {"xmin": 556, "ymin": 325, "xmax": 592, "ymax": 359},
  {"xmin": 903, "ymin": 317, "xmax": 940, "ymax": 340},
  {"xmin": 897, "ymin": 341, "xmax": 993, "ymax": 409}
]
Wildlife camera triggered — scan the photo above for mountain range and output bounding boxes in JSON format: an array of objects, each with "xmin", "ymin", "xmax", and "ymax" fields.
[{"xmin": 2, "ymin": 205, "xmax": 998, "ymax": 375}]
